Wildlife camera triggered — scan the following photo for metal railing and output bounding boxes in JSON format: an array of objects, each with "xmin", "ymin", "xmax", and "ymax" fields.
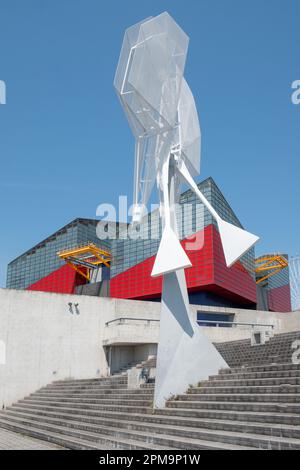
[
  {"xmin": 105, "ymin": 317, "xmax": 274, "ymax": 330},
  {"xmin": 197, "ymin": 320, "xmax": 274, "ymax": 329},
  {"xmin": 105, "ymin": 317, "xmax": 160, "ymax": 327}
]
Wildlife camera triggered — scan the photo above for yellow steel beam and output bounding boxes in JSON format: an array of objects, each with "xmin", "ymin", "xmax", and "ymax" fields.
[
  {"xmin": 57, "ymin": 243, "xmax": 111, "ymax": 280},
  {"xmin": 58, "ymin": 243, "xmax": 111, "ymax": 259},
  {"xmin": 255, "ymin": 254, "xmax": 288, "ymax": 285},
  {"xmin": 65, "ymin": 261, "xmax": 90, "ymax": 281}
]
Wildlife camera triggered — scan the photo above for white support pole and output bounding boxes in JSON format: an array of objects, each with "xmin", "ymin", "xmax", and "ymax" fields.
[
  {"xmin": 154, "ymin": 160, "xmax": 228, "ymax": 408},
  {"xmin": 151, "ymin": 155, "xmax": 192, "ymax": 277},
  {"xmin": 177, "ymin": 160, "xmax": 221, "ymax": 222}
]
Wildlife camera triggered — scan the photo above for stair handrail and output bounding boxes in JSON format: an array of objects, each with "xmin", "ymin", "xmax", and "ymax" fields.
[
  {"xmin": 105, "ymin": 317, "xmax": 274, "ymax": 330},
  {"xmin": 105, "ymin": 317, "xmax": 160, "ymax": 327},
  {"xmin": 197, "ymin": 319, "xmax": 274, "ymax": 329}
]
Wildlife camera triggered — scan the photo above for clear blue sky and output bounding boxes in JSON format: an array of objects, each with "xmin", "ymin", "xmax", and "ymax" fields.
[{"xmin": 0, "ymin": 0, "xmax": 299, "ymax": 287}]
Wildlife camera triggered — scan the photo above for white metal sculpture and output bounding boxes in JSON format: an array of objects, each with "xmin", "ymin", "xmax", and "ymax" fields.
[{"xmin": 115, "ymin": 12, "xmax": 260, "ymax": 407}]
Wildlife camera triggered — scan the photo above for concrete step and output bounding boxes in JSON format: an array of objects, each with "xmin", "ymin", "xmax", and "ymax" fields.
[
  {"xmin": 141, "ymin": 383, "xmax": 156, "ymax": 389},
  {"xmin": 166, "ymin": 400, "xmax": 300, "ymax": 414},
  {"xmin": 51, "ymin": 376, "xmax": 128, "ymax": 384},
  {"xmin": 218, "ymin": 345, "xmax": 296, "ymax": 352},
  {"xmin": 43, "ymin": 385, "xmax": 130, "ymax": 392},
  {"xmin": 210, "ymin": 369, "xmax": 300, "ymax": 381},
  {"xmin": 200, "ymin": 376, "xmax": 300, "ymax": 387},
  {"xmin": 158, "ymin": 406, "xmax": 300, "ymax": 425},
  {"xmin": 4, "ymin": 406, "xmax": 300, "ymax": 440},
  {"xmin": 219, "ymin": 360, "xmax": 300, "ymax": 369},
  {"xmin": 43, "ymin": 385, "xmax": 129, "ymax": 393},
  {"xmin": 173, "ymin": 393, "xmax": 300, "ymax": 403},
  {"xmin": 187, "ymin": 385, "xmax": 300, "ymax": 395},
  {"xmin": 16, "ymin": 395, "xmax": 300, "ymax": 415},
  {"xmin": 221, "ymin": 346, "xmax": 296, "ymax": 352},
  {"xmin": 225, "ymin": 364, "xmax": 300, "ymax": 374},
  {"xmin": 14, "ymin": 400, "xmax": 153, "ymax": 414},
  {"xmin": 48, "ymin": 381, "xmax": 128, "ymax": 387},
  {"xmin": 10, "ymin": 402, "xmax": 300, "ymax": 426},
  {"xmin": 271, "ymin": 331, "xmax": 300, "ymax": 339},
  {"xmin": 0, "ymin": 415, "xmax": 249, "ymax": 450},
  {"xmin": 223, "ymin": 360, "xmax": 298, "ymax": 368},
  {"xmin": 47, "ymin": 381, "xmax": 128, "ymax": 390},
  {"xmin": 32, "ymin": 391, "xmax": 154, "ymax": 400},
  {"xmin": 21, "ymin": 397, "xmax": 153, "ymax": 406},
  {"xmin": 53, "ymin": 377, "xmax": 127, "ymax": 386},
  {"xmin": 0, "ymin": 412, "xmax": 298, "ymax": 450}
]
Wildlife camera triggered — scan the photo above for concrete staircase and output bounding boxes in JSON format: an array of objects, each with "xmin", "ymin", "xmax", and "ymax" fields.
[
  {"xmin": 0, "ymin": 361, "xmax": 300, "ymax": 449},
  {"xmin": 111, "ymin": 361, "xmax": 140, "ymax": 376},
  {"xmin": 112, "ymin": 356, "xmax": 157, "ymax": 376},
  {"xmin": 215, "ymin": 330, "xmax": 300, "ymax": 368}
]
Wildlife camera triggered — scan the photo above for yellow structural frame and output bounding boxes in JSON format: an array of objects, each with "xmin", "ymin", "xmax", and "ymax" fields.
[
  {"xmin": 255, "ymin": 254, "xmax": 288, "ymax": 285},
  {"xmin": 57, "ymin": 243, "xmax": 111, "ymax": 281}
]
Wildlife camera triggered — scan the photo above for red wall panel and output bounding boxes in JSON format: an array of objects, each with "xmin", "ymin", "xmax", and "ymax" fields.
[
  {"xmin": 110, "ymin": 224, "xmax": 257, "ymax": 305},
  {"xmin": 212, "ymin": 226, "xmax": 257, "ymax": 303},
  {"xmin": 268, "ymin": 284, "xmax": 291, "ymax": 313},
  {"xmin": 27, "ymin": 264, "xmax": 86, "ymax": 295}
]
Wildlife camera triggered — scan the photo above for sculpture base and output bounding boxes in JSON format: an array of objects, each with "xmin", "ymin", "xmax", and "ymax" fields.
[{"xmin": 154, "ymin": 269, "xmax": 228, "ymax": 408}]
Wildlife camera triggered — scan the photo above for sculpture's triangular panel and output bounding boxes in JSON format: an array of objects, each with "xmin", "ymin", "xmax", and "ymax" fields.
[
  {"xmin": 151, "ymin": 226, "xmax": 192, "ymax": 277},
  {"xmin": 217, "ymin": 218, "xmax": 260, "ymax": 268}
]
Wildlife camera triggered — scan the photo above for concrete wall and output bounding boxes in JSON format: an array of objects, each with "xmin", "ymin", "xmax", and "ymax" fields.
[
  {"xmin": 0, "ymin": 289, "xmax": 107, "ymax": 407},
  {"xmin": 0, "ymin": 289, "xmax": 161, "ymax": 407}
]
